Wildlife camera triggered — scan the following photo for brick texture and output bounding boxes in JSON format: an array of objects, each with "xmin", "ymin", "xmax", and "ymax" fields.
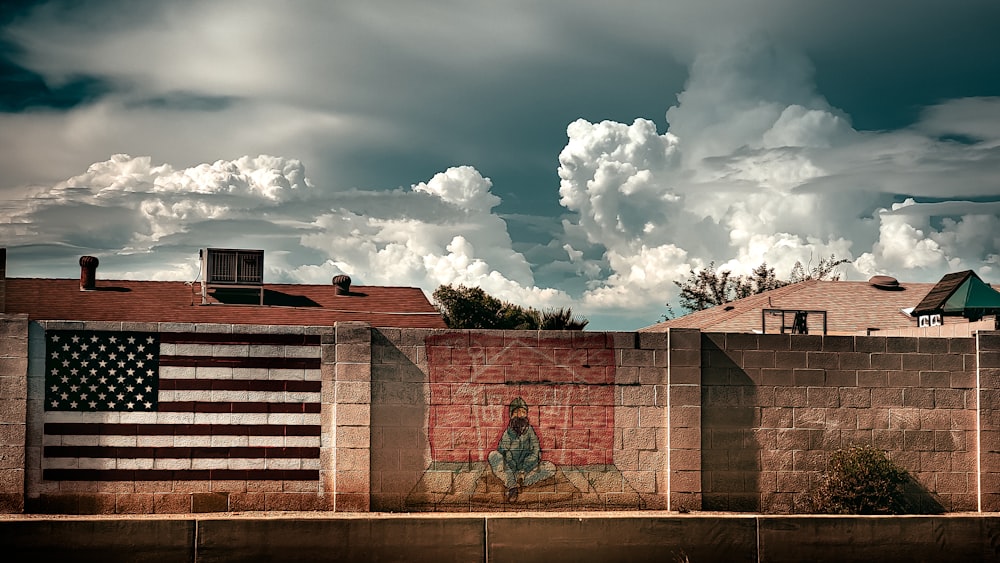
[
  {"xmin": 12, "ymin": 318, "xmax": 1000, "ymax": 515},
  {"xmin": 701, "ymin": 332, "xmax": 978, "ymax": 513},
  {"xmin": 979, "ymin": 331, "xmax": 1000, "ymax": 511},
  {"xmin": 22, "ymin": 319, "xmax": 334, "ymax": 515},
  {"xmin": 426, "ymin": 331, "xmax": 615, "ymax": 466},
  {"xmin": 668, "ymin": 329, "xmax": 701, "ymax": 512},
  {"xmin": 0, "ymin": 314, "xmax": 27, "ymax": 513},
  {"xmin": 331, "ymin": 322, "xmax": 371, "ymax": 512}
]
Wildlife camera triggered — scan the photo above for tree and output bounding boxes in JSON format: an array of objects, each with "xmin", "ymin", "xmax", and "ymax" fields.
[
  {"xmin": 748, "ymin": 262, "xmax": 787, "ymax": 293},
  {"xmin": 432, "ymin": 285, "xmax": 537, "ymax": 329},
  {"xmin": 539, "ymin": 308, "xmax": 589, "ymax": 330},
  {"xmin": 432, "ymin": 284, "xmax": 588, "ymax": 330},
  {"xmin": 667, "ymin": 256, "xmax": 847, "ymax": 316},
  {"xmin": 673, "ymin": 261, "xmax": 787, "ymax": 312},
  {"xmin": 789, "ymin": 254, "xmax": 850, "ymax": 283}
]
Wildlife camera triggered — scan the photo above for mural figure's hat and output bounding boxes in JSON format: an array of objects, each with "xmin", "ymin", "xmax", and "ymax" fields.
[{"xmin": 509, "ymin": 397, "xmax": 528, "ymax": 415}]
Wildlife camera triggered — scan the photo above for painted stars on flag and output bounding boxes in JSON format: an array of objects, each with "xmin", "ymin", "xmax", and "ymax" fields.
[{"xmin": 45, "ymin": 330, "xmax": 160, "ymax": 412}]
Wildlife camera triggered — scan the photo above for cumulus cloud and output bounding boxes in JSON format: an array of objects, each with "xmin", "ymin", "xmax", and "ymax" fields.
[
  {"xmin": 1, "ymin": 153, "xmax": 571, "ymax": 312},
  {"xmin": 7, "ymin": 31, "xmax": 1000, "ymax": 329},
  {"xmin": 554, "ymin": 36, "xmax": 1000, "ymax": 317},
  {"xmin": 412, "ymin": 167, "xmax": 501, "ymax": 213},
  {"xmin": 3, "ymin": 154, "xmax": 314, "ymax": 252},
  {"xmin": 3, "ymin": 3, "xmax": 1000, "ymax": 330}
]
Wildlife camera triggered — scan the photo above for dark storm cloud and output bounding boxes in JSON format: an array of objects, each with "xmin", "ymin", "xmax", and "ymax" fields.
[{"xmin": 2, "ymin": 1, "xmax": 1000, "ymax": 329}]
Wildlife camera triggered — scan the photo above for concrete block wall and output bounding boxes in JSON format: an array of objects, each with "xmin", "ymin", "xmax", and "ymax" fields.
[
  {"xmin": 701, "ymin": 332, "xmax": 978, "ymax": 513},
  {"xmin": 3, "ymin": 319, "xmax": 1000, "ymax": 515},
  {"xmin": 979, "ymin": 331, "xmax": 1000, "ymax": 511},
  {"xmin": 367, "ymin": 327, "xmax": 434, "ymax": 511},
  {"xmin": 328, "ymin": 321, "xmax": 372, "ymax": 512},
  {"xmin": 0, "ymin": 314, "xmax": 28, "ymax": 512},
  {"xmin": 666, "ymin": 328, "xmax": 702, "ymax": 512},
  {"xmin": 425, "ymin": 330, "xmax": 615, "ymax": 466},
  {"xmin": 24, "ymin": 320, "xmax": 334, "ymax": 514},
  {"xmin": 369, "ymin": 329, "xmax": 674, "ymax": 511},
  {"xmin": 874, "ymin": 318, "xmax": 996, "ymax": 338}
]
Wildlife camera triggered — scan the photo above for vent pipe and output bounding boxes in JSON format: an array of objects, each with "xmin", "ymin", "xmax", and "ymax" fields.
[
  {"xmin": 332, "ymin": 275, "xmax": 351, "ymax": 295},
  {"xmin": 869, "ymin": 275, "xmax": 902, "ymax": 291},
  {"xmin": 79, "ymin": 255, "xmax": 99, "ymax": 291}
]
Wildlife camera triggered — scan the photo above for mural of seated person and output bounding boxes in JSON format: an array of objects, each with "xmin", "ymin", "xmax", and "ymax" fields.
[{"xmin": 487, "ymin": 397, "xmax": 556, "ymax": 502}]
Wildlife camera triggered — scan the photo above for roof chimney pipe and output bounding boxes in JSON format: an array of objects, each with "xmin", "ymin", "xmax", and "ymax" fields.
[
  {"xmin": 332, "ymin": 274, "xmax": 351, "ymax": 295},
  {"xmin": 80, "ymin": 255, "xmax": 99, "ymax": 291}
]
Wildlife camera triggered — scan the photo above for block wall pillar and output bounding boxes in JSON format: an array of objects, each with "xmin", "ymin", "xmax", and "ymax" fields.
[
  {"xmin": 0, "ymin": 314, "xmax": 28, "ymax": 513},
  {"xmin": 0, "ymin": 247, "xmax": 6, "ymax": 313},
  {"xmin": 668, "ymin": 328, "xmax": 702, "ymax": 511},
  {"xmin": 978, "ymin": 331, "xmax": 1000, "ymax": 511},
  {"xmin": 328, "ymin": 322, "xmax": 372, "ymax": 511}
]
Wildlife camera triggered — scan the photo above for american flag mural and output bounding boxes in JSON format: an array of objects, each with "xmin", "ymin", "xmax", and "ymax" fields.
[{"xmin": 42, "ymin": 330, "xmax": 321, "ymax": 482}]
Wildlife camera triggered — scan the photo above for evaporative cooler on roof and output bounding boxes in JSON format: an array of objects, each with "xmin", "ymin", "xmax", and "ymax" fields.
[{"xmin": 201, "ymin": 248, "xmax": 265, "ymax": 305}]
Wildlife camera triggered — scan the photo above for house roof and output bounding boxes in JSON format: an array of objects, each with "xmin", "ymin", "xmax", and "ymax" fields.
[
  {"xmin": 912, "ymin": 270, "xmax": 1000, "ymax": 316},
  {"xmin": 4, "ymin": 277, "xmax": 447, "ymax": 328},
  {"xmin": 642, "ymin": 278, "xmax": 944, "ymax": 335}
]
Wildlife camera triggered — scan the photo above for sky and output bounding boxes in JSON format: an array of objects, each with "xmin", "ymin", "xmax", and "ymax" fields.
[{"xmin": 1, "ymin": 0, "xmax": 1000, "ymax": 331}]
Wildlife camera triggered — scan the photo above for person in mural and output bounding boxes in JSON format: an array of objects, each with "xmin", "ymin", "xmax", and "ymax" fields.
[{"xmin": 488, "ymin": 397, "xmax": 556, "ymax": 502}]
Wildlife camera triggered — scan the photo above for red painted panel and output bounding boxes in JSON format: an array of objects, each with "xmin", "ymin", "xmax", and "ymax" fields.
[
  {"xmin": 537, "ymin": 365, "xmax": 575, "ymax": 383},
  {"xmin": 452, "ymin": 347, "xmax": 487, "ymax": 365},
  {"xmin": 427, "ymin": 337, "xmax": 616, "ymax": 466},
  {"xmin": 428, "ymin": 364, "xmax": 472, "ymax": 383},
  {"xmin": 433, "ymin": 405, "xmax": 473, "ymax": 428},
  {"xmin": 471, "ymin": 365, "xmax": 505, "ymax": 384}
]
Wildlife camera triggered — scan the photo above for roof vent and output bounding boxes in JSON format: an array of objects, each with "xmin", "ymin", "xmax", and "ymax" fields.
[
  {"xmin": 332, "ymin": 274, "xmax": 352, "ymax": 295},
  {"xmin": 869, "ymin": 275, "xmax": 902, "ymax": 291},
  {"xmin": 79, "ymin": 255, "xmax": 99, "ymax": 291}
]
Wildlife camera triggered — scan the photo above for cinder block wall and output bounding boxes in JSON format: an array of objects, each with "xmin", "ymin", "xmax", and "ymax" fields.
[
  {"xmin": 701, "ymin": 332, "xmax": 978, "ymax": 513},
  {"xmin": 368, "ymin": 327, "xmax": 434, "ymax": 512},
  {"xmin": 665, "ymin": 328, "xmax": 702, "ymax": 512},
  {"xmin": 4, "ymin": 320, "xmax": 999, "ymax": 515},
  {"xmin": 25, "ymin": 320, "xmax": 335, "ymax": 514},
  {"xmin": 369, "ymin": 329, "xmax": 676, "ymax": 512},
  {"xmin": 979, "ymin": 332, "xmax": 1000, "ymax": 511},
  {"xmin": 0, "ymin": 314, "xmax": 28, "ymax": 512}
]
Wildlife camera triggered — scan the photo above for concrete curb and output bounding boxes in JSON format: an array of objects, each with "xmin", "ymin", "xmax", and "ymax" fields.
[{"xmin": 2, "ymin": 513, "xmax": 999, "ymax": 562}]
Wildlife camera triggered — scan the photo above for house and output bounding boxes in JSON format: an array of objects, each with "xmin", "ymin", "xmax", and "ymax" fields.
[
  {"xmin": 3, "ymin": 247, "xmax": 1000, "ymax": 518},
  {"xmin": 0, "ymin": 248, "xmax": 447, "ymax": 329},
  {"xmin": 642, "ymin": 272, "xmax": 1000, "ymax": 337}
]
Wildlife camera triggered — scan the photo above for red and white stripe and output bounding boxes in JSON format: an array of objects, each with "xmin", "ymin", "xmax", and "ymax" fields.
[{"xmin": 42, "ymin": 332, "xmax": 323, "ymax": 482}]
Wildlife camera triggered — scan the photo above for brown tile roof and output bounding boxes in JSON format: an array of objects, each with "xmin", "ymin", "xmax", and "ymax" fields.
[
  {"xmin": 642, "ymin": 279, "xmax": 944, "ymax": 335},
  {"xmin": 5, "ymin": 278, "xmax": 447, "ymax": 328},
  {"xmin": 912, "ymin": 271, "xmax": 974, "ymax": 315}
]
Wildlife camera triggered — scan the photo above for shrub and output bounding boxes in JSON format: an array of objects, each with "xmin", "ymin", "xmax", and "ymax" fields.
[{"xmin": 811, "ymin": 445, "xmax": 908, "ymax": 514}]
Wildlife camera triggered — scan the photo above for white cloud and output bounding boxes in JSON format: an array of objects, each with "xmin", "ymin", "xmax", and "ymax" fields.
[
  {"xmin": 552, "ymin": 37, "xmax": 1000, "ymax": 317},
  {"xmin": 581, "ymin": 244, "xmax": 692, "ymax": 309},
  {"xmin": 412, "ymin": 167, "xmax": 500, "ymax": 213},
  {"xmin": 557, "ymin": 118, "xmax": 681, "ymax": 248},
  {"xmin": 3, "ymin": 3, "xmax": 1000, "ymax": 330},
  {"xmin": 854, "ymin": 199, "xmax": 1000, "ymax": 279},
  {"xmin": 916, "ymin": 97, "xmax": 1000, "ymax": 143},
  {"xmin": 0, "ymin": 153, "xmax": 574, "ymax": 312}
]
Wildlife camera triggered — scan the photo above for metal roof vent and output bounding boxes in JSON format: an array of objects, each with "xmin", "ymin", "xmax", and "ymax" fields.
[
  {"xmin": 79, "ymin": 255, "xmax": 99, "ymax": 291},
  {"xmin": 332, "ymin": 274, "xmax": 352, "ymax": 295},
  {"xmin": 869, "ymin": 275, "xmax": 902, "ymax": 291}
]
